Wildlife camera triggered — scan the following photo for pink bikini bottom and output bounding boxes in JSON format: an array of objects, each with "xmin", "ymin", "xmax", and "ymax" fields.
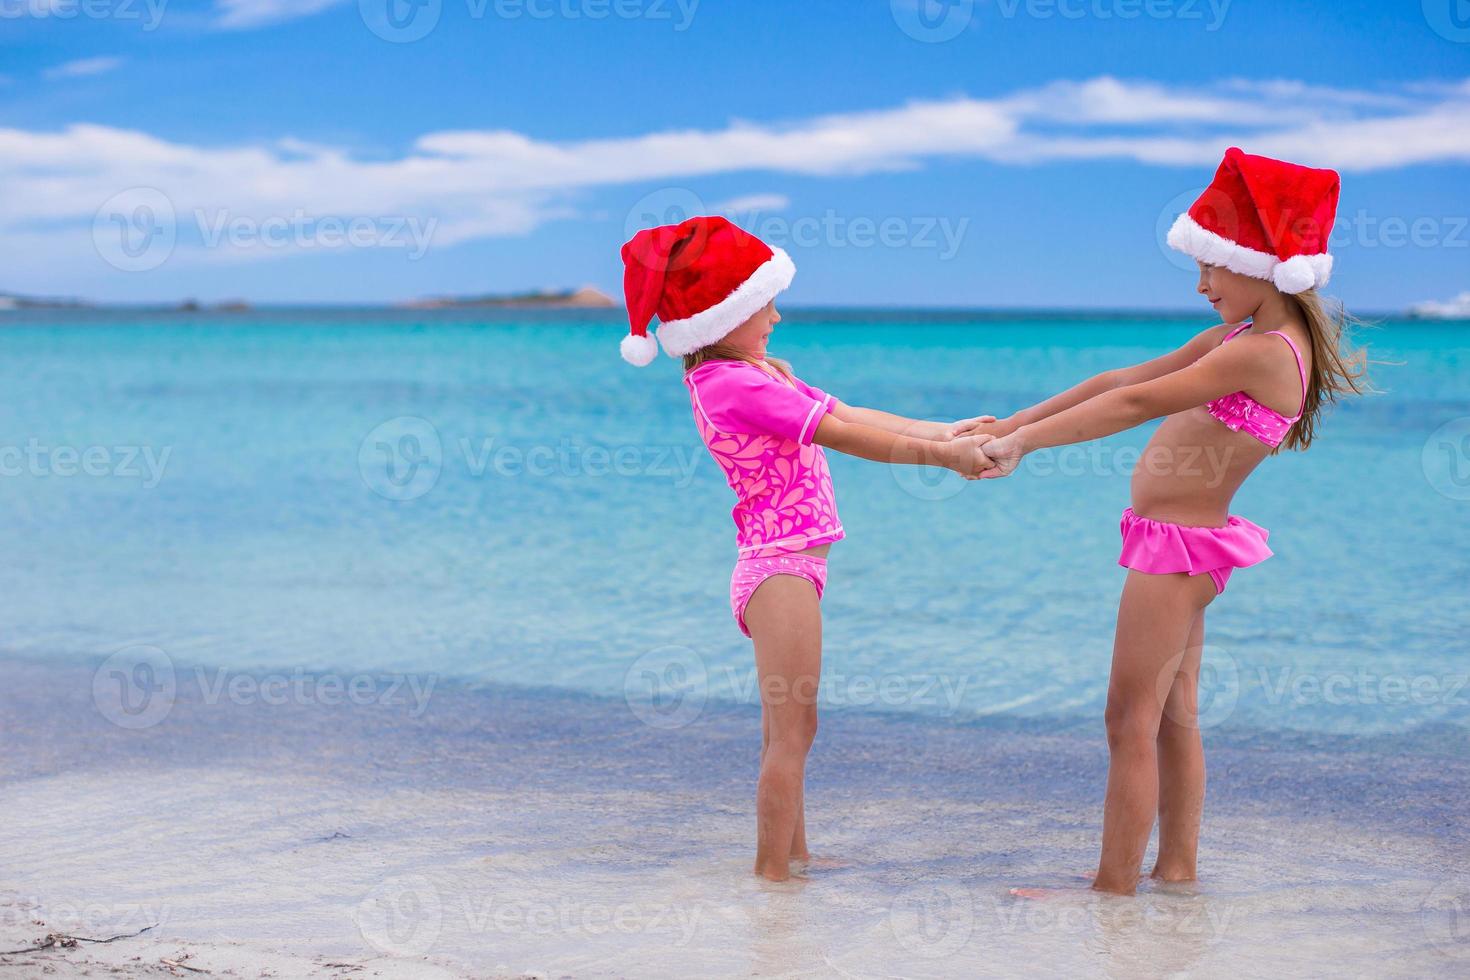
[
  {"xmin": 1118, "ymin": 507, "xmax": 1273, "ymax": 594},
  {"xmin": 730, "ymin": 554, "xmax": 828, "ymax": 637}
]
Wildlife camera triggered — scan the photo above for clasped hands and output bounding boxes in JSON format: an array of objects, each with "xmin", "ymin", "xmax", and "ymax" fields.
[{"xmin": 938, "ymin": 414, "xmax": 1022, "ymax": 480}]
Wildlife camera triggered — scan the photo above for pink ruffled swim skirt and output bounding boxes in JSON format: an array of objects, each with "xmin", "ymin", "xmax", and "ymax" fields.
[
  {"xmin": 730, "ymin": 553, "xmax": 828, "ymax": 637},
  {"xmin": 1118, "ymin": 507, "xmax": 1272, "ymax": 594}
]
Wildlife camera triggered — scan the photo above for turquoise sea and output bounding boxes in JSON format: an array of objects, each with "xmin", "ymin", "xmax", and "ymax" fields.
[{"xmin": 1, "ymin": 308, "xmax": 1466, "ymax": 736}]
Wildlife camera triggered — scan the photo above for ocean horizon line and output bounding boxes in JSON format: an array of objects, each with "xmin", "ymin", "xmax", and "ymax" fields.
[{"xmin": 0, "ymin": 302, "xmax": 1459, "ymax": 323}]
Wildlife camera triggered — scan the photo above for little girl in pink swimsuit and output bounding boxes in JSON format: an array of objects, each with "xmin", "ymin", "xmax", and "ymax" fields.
[
  {"xmin": 619, "ymin": 215, "xmax": 993, "ymax": 881},
  {"xmin": 959, "ymin": 148, "xmax": 1367, "ymax": 894}
]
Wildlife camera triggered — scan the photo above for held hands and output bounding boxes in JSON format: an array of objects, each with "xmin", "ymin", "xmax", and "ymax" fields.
[
  {"xmin": 943, "ymin": 434, "xmax": 998, "ymax": 479},
  {"xmin": 950, "ymin": 414, "xmax": 1015, "ymax": 440},
  {"xmin": 974, "ymin": 431, "xmax": 1023, "ymax": 478},
  {"xmin": 938, "ymin": 430, "xmax": 1026, "ymax": 480},
  {"xmin": 943, "ymin": 413, "xmax": 1025, "ymax": 479}
]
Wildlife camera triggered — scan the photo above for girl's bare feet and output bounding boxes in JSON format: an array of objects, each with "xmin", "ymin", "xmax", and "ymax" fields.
[{"xmin": 1010, "ymin": 873, "xmax": 1097, "ymax": 899}]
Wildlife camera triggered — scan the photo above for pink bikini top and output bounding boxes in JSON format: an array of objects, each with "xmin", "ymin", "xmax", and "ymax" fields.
[{"xmin": 1204, "ymin": 322, "xmax": 1307, "ymax": 448}]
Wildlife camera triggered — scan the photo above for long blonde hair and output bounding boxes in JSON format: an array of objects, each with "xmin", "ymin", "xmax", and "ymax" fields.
[
  {"xmin": 683, "ymin": 343, "xmax": 794, "ymax": 379},
  {"xmin": 1280, "ymin": 290, "xmax": 1369, "ymax": 452}
]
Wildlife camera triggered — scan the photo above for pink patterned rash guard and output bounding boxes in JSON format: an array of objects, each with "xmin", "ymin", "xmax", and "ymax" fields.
[{"xmin": 685, "ymin": 359, "xmax": 844, "ymax": 558}]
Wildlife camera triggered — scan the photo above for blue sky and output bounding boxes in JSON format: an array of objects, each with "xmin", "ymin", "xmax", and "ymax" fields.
[{"xmin": 3, "ymin": 0, "xmax": 1469, "ymax": 310}]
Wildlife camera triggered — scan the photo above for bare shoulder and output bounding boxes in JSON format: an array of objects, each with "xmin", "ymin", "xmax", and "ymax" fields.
[{"xmin": 1175, "ymin": 322, "xmax": 1238, "ymax": 362}]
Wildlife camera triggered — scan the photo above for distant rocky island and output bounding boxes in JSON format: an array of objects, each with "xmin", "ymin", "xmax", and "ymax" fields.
[
  {"xmin": 0, "ymin": 292, "xmax": 252, "ymax": 313},
  {"xmin": 0, "ymin": 286, "xmax": 616, "ymax": 313},
  {"xmin": 0, "ymin": 291, "xmax": 90, "ymax": 310},
  {"xmin": 400, "ymin": 286, "xmax": 615, "ymax": 310}
]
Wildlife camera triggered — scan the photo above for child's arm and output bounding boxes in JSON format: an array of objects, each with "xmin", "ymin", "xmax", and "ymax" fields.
[
  {"xmin": 952, "ymin": 324, "xmax": 1234, "ymax": 439},
  {"xmin": 978, "ymin": 335, "xmax": 1276, "ymax": 477},
  {"xmin": 831, "ymin": 401, "xmax": 994, "ymax": 442},
  {"xmin": 814, "ymin": 414, "xmax": 993, "ymax": 477}
]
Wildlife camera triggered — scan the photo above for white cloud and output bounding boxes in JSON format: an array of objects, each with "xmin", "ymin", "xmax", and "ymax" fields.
[
  {"xmin": 44, "ymin": 57, "xmax": 125, "ymax": 80},
  {"xmin": 213, "ymin": 0, "xmax": 348, "ymax": 30},
  {"xmin": 714, "ymin": 194, "xmax": 792, "ymax": 214},
  {"xmin": 3, "ymin": 75, "xmax": 1468, "ymax": 270}
]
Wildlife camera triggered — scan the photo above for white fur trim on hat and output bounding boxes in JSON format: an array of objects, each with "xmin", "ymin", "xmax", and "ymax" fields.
[
  {"xmin": 1166, "ymin": 213, "xmax": 1331, "ymax": 294},
  {"xmin": 1272, "ymin": 253, "xmax": 1332, "ymax": 294},
  {"xmin": 620, "ymin": 331, "xmax": 659, "ymax": 367},
  {"xmin": 655, "ymin": 249, "xmax": 796, "ymax": 357}
]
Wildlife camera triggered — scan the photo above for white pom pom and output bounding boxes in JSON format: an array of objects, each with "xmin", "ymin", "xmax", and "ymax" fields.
[
  {"xmin": 620, "ymin": 332, "xmax": 659, "ymax": 367},
  {"xmin": 1272, "ymin": 255, "xmax": 1317, "ymax": 294}
]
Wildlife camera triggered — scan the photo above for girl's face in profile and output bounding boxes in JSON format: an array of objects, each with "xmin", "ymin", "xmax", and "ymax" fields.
[
  {"xmin": 722, "ymin": 301, "xmax": 781, "ymax": 359},
  {"xmin": 1196, "ymin": 262, "xmax": 1274, "ymax": 325}
]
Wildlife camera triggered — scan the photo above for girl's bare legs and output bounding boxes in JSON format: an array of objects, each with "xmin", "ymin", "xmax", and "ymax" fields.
[
  {"xmin": 760, "ymin": 712, "xmax": 809, "ymax": 862},
  {"xmin": 1152, "ymin": 611, "xmax": 1206, "ymax": 883},
  {"xmin": 1093, "ymin": 571, "xmax": 1215, "ymax": 895},
  {"xmin": 745, "ymin": 574, "xmax": 821, "ymax": 881}
]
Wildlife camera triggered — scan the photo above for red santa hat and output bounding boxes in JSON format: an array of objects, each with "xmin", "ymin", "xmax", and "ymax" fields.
[
  {"xmin": 1167, "ymin": 147, "xmax": 1340, "ymax": 294},
  {"xmin": 619, "ymin": 215, "xmax": 795, "ymax": 366}
]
